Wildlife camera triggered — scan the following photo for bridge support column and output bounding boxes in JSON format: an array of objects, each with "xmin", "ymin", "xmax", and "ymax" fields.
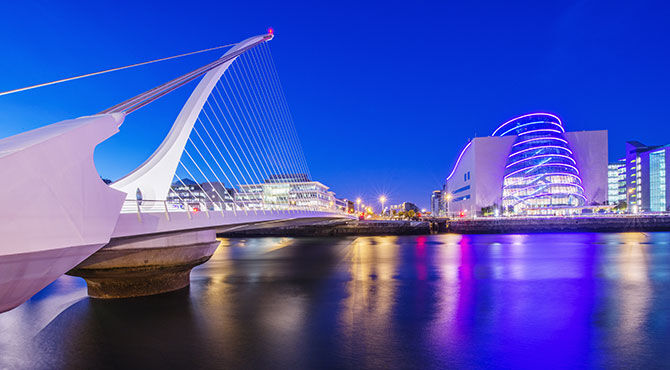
[{"xmin": 67, "ymin": 230, "xmax": 219, "ymax": 298}]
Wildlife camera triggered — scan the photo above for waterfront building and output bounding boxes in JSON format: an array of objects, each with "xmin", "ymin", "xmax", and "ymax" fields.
[
  {"xmin": 623, "ymin": 141, "xmax": 669, "ymax": 212},
  {"xmin": 444, "ymin": 113, "xmax": 608, "ymax": 216},
  {"xmin": 608, "ymin": 160, "xmax": 626, "ymax": 205},
  {"xmin": 167, "ymin": 179, "xmax": 236, "ymax": 210},
  {"xmin": 390, "ymin": 202, "xmax": 421, "ymax": 214},
  {"xmin": 235, "ymin": 174, "xmax": 339, "ymax": 210},
  {"xmin": 430, "ymin": 190, "xmax": 443, "ymax": 216},
  {"xmin": 346, "ymin": 200, "xmax": 355, "ymax": 213}
]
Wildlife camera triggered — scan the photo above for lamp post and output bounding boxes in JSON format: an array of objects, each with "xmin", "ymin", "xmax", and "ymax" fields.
[
  {"xmin": 445, "ymin": 193, "xmax": 452, "ymax": 218},
  {"xmin": 626, "ymin": 187, "xmax": 634, "ymax": 213},
  {"xmin": 379, "ymin": 195, "xmax": 387, "ymax": 219},
  {"xmin": 356, "ymin": 198, "xmax": 361, "ymax": 213}
]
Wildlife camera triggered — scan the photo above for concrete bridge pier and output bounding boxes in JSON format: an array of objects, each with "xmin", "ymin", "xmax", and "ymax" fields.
[{"xmin": 67, "ymin": 230, "xmax": 219, "ymax": 298}]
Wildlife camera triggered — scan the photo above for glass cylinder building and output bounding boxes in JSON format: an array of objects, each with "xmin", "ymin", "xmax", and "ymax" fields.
[
  {"xmin": 493, "ymin": 113, "xmax": 586, "ymax": 213},
  {"xmin": 443, "ymin": 113, "xmax": 607, "ymax": 217}
]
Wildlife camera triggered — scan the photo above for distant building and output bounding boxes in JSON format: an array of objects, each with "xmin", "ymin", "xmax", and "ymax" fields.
[
  {"xmin": 235, "ymin": 175, "xmax": 338, "ymax": 210},
  {"xmin": 608, "ymin": 160, "xmax": 626, "ymax": 205},
  {"xmin": 623, "ymin": 141, "xmax": 669, "ymax": 212},
  {"xmin": 167, "ymin": 180, "xmax": 236, "ymax": 210},
  {"xmin": 346, "ymin": 200, "xmax": 355, "ymax": 213},
  {"xmin": 390, "ymin": 202, "xmax": 420, "ymax": 214},
  {"xmin": 430, "ymin": 190, "xmax": 443, "ymax": 216},
  {"xmin": 444, "ymin": 113, "xmax": 608, "ymax": 216}
]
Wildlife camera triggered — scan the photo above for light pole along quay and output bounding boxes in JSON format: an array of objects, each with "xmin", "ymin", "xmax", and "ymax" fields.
[{"xmin": 379, "ymin": 195, "xmax": 386, "ymax": 218}]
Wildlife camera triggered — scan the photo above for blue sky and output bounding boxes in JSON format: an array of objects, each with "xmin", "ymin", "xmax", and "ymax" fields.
[{"xmin": 1, "ymin": 0, "xmax": 668, "ymax": 209}]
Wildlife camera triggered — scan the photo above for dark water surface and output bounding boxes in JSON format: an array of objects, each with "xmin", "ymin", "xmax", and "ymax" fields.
[{"xmin": 2, "ymin": 233, "xmax": 670, "ymax": 369}]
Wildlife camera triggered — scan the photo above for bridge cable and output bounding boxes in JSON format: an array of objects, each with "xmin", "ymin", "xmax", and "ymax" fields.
[
  {"xmin": 181, "ymin": 144, "xmax": 231, "ymax": 211},
  {"xmin": 238, "ymin": 53, "xmax": 296, "ymax": 195},
  {"xmin": 201, "ymin": 102, "xmax": 256, "ymax": 197},
  {"xmin": 258, "ymin": 43, "xmax": 312, "ymax": 181},
  {"xmin": 250, "ymin": 47, "xmax": 306, "ymax": 195},
  {"xmin": 223, "ymin": 69, "xmax": 273, "ymax": 189},
  {"xmin": 199, "ymin": 104, "xmax": 259, "ymax": 214},
  {"xmin": 213, "ymin": 84, "xmax": 265, "ymax": 190},
  {"xmin": 254, "ymin": 46, "xmax": 315, "ymax": 210},
  {"xmin": 268, "ymin": 45, "xmax": 313, "ymax": 181},
  {"xmin": 214, "ymin": 83, "xmax": 266, "ymax": 191},
  {"xmin": 244, "ymin": 50, "xmax": 306, "ymax": 212},
  {"xmin": 192, "ymin": 122, "xmax": 248, "ymax": 215},
  {"xmin": 0, "ymin": 43, "xmax": 236, "ymax": 97},
  {"xmin": 186, "ymin": 136, "xmax": 243, "ymax": 215},
  {"xmin": 229, "ymin": 62, "xmax": 282, "ymax": 191}
]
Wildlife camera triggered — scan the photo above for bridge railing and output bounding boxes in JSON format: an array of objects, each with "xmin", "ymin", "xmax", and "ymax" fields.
[{"xmin": 120, "ymin": 198, "xmax": 350, "ymax": 221}]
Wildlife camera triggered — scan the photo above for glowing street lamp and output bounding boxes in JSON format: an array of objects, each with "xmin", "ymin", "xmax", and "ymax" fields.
[
  {"xmin": 445, "ymin": 193, "xmax": 453, "ymax": 218},
  {"xmin": 356, "ymin": 198, "xmax": 361, "ymax": 213},
  {"xmin": 379, "ymin": 195, "xmax": 387, "ymax": 218}
]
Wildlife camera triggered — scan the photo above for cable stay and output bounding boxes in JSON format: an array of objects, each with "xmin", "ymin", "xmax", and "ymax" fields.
[
  {"xmin": 0, "ymin": 42, "xmax": 237, "ymax": 98},
  {"xmin": 167, "ymin": 40, "xmax": 316, "ymax": 214}
]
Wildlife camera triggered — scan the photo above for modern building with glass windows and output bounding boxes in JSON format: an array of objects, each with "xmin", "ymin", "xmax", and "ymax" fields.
[
  {"xmin": 607, "ymin": 159, "xmax": 626, "ymax": 205},
  {"xmin": 623, "ymin": 141, "xmax": 669, "ymax": 212},
  {"xmin": 444, "ymin": 113, "xmax": 608, "ymax": 216},
  {"xmin": 233, "ymin": 173, "xmax": 341, "ymax": 211},
  {"xmin": 430, "ymin": 190, "xmax": 443, "ymax": 216}
]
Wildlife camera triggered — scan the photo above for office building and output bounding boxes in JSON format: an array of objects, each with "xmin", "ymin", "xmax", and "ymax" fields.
[{"xmin": 623, "ymin": 141, "xmax": 669, "ymax": 212}]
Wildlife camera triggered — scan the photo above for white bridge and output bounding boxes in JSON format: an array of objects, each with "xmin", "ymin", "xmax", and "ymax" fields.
[{"xmin": 0, "ymin": 32, "xmax": 351, "ymax": 313}]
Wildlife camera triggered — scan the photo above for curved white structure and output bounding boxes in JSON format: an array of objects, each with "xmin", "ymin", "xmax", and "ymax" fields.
[
  {"xmin": 111, "ymin": 34, "xmax": 271, "ymax": 201},
  {"xmin": 0, "ymin": 113, "xmax": 127, "ymax": 312},
  {"xmin": 0, "ymin": 33, "xmax": 353, "ymax": 313}
]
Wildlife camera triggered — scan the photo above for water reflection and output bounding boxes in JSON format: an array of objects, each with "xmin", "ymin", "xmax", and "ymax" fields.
[{"xmin": 1, "ymin": 233, "xmax": 670, "ymax": 369}]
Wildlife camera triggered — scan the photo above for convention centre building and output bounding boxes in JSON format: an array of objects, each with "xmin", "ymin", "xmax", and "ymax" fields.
[{"xmin": 444, "ymin": 113, "xmax": 608, "ymax": 216}]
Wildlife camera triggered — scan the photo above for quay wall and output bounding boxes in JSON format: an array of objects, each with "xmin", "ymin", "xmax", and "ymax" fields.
[
  {"xmin": 442, "ymin": 215, "xmax": 670, "ymax": 234},
  {"xmin": 219, "ymin": 220, "xmax": 431, "ymax": 237},
  {"xmin": 218, "ymin": 216, "xmax": 670, "ymax": 238}
]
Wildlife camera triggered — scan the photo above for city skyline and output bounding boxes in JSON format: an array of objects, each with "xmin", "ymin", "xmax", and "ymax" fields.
[{"xmin": 1, "ymin": 1, "xmax": 669, "ymax": 209}]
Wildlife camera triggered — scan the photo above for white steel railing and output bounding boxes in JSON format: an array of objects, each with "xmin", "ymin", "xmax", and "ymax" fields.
[{"xmin": 120, "ymin": 198, "xmax": 350, "ymax": 221}]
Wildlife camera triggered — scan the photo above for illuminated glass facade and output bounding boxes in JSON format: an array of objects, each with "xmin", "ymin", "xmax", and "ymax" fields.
[
  {"xmin": 624, "ymin": 142, "xmax": 670, "ymax": 212},
  {"xmin": 607, "ymin": 160, "xmax": 626, "ymax": 204},
  {"xmin": 493, "ymin": 113, "xmax": 586, "ymax": 213},
  {"xmin": 649, "ymin": 150, "xmax": 666, "ymax": 212}
]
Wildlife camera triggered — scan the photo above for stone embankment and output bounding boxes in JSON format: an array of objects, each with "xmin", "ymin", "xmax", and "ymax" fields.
[
  {"xmin": 218, "ymin": 219, "xmax": 432, "ymax": 237},
  {"xmin": 441, "ymin": 215, "xmax": 670, "ymax": 234},
  {"xmin": 219, "ymin": 216, "xmax": 670, "ymax": 237}
]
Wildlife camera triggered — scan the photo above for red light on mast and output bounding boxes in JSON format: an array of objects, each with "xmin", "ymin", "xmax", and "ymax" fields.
[{"xmin": 268, "ymin": 28, "xmax": 274, "ymax": 35}]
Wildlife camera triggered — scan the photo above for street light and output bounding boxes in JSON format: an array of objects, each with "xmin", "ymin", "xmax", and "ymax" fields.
[
  {"xmin": 445, "ymin": 193, "xmax": 453, "ymax": 218},
  {"xmin": 379, "ymin": 195, "xmax": 387, "ymax": 218},
  {"xmin": 356, "ymin": 198, "xmax": 361, "ymax": 213}
]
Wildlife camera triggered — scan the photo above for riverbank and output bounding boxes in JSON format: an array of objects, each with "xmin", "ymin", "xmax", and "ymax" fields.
[
  {"xmin": 217, "ymin": 215, "xmax": 670, "ymax": 237},
  {"xmin": 441, "ymin": 215, "xmax": 670, "ymax": 234},
  {"xmin": 218, "ymin": 219, "xmax": 431, "ymax": 237}
]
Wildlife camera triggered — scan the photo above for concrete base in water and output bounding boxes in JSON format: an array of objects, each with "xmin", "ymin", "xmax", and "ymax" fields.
[{"xmin": 67, "ymin": 230, "xmax": 219, "ymax": 299}]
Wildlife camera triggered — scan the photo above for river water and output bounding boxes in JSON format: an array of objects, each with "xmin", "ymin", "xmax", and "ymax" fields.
[{"xmin": 1, "ymin": 233, "xmax": 670, "ymax": 369}]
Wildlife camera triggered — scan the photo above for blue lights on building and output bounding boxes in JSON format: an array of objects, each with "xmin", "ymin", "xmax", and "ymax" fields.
[
  {"xmin": 493, "ymin": 113, "xmax": 586, "ymax": 213},
  {"xmin": 443, "ymin": 113, "xmax": 608, "ymax": 216}
]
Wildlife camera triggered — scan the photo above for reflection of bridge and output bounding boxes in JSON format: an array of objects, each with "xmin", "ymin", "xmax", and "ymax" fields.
[{"xmin": 0, "ymin": 32, "xmax": 351, "ymax": 313}]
